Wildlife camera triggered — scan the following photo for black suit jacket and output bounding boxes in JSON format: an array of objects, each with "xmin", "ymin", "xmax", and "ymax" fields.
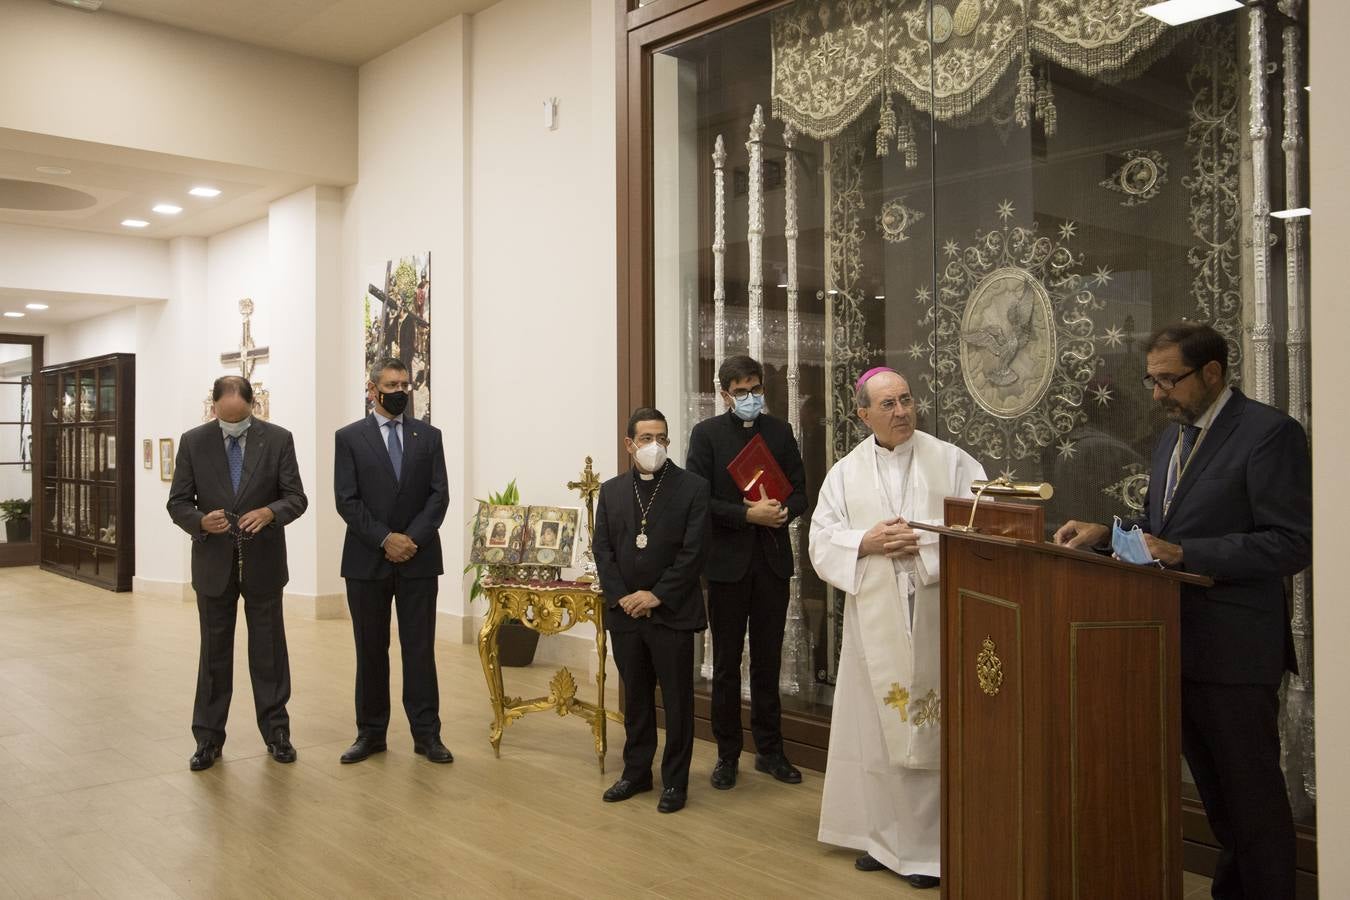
[
  {"xmin": 1129, "ymin": 390, "xmax": 1311, "ymax": 685},
  {"xmin": 686, "ymin": 411, "xmax": 808, "ymax": 582},
  {"xmin": 593, "ymin": 462, "xmax": 710, "ymax": 633},
  {"xmin": 334, "ymin": 414, "xmax": 448, "ymax": 580},
  {"xmin": 166, "ymin": 419, "xmax": 309, "ymax": 597}
]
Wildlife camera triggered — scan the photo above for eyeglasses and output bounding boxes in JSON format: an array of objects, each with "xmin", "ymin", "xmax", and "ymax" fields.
[
  {"xmin": 876, "ymin": 396, "xmax": 914, "ymax": 412},
  {"xmin": 633, "ymin": 434, "xmax": 670, "ymax": 447},
  {"xmin": 1141, "ymin": 368, "xmax": 1198, "ymax": 392},
  {"xmin": 727, "ymin": 385, "xmax": 765, "ymax": 400}
]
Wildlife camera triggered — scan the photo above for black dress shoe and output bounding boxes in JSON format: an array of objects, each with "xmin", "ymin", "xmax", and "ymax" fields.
[
  {"xmin": 189, "ymin": 743, "xmax": 221, "ymax": 772},
  {"xmin": 754, "ymin": 752, "xmax": 802, "ymax": 784},
  {"xmin": 266, "ymin": 731, "xmax": 297, "ymax": 764},
  {"xmin": 855, "ymin": 853, "xmax": 887, "ymax": 872},
  {"xmin": 656, "ymin": 787, "xmax": 687, "ymax": 813},
  {"xmin": 339, "ymin": 735, "xmax": 387, "ymax": 764},
  {"xmin": 710, "ymin": 757, "xmax": 738, "ymax": 790},
  {"xmin": 602, "ymin": 778, "xmax": 653, "ymax": 802},
  {"xmin": 904, "ymin": 874, "xmax": 940, "ymax": 889},
  {"xmin": 413, "ymin": 736, "xmax": 454, "ymax": 764}
]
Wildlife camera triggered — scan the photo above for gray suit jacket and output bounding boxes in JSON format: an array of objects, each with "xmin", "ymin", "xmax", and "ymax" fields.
[{"xmin": 167, "ymin": 419, "xmax": 309, "ymax": 597}]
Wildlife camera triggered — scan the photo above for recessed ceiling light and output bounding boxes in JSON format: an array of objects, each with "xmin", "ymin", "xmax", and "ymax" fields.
[
  {"xmin": 25, "ymin": 303, "xmax": 49, "ymax": 310},
  {"xmin": 121, "ymin": 219, "xmax": 149, "ymax": 228},
  {"xmin": 3, "ymin": 312, "xmax": 24, "ymax": 319},
  {"xmin": 152, "ymin": 203, "xmax": 182, "ymax": 215},
  {"xmin": 1271, "ymin": 207, "xmax": 1311, "ymax": 219},
  {"xmin": 776, "ymin": 283, "xmax": 788, "ymax": 288},
  {"xmin": 1141, "ymin": 0, "xmax": 1242, "ymax": 26},
  {"xmin": 35, "ymin": 165, "xmax": 72, "ymax": 176},
  {"xmin": 874, "ymin": 295, "xmax": 886, "ymax": 300},
  {"xmin": 189, "ymin": 186, "xmax": 221, "ymax": 198}
]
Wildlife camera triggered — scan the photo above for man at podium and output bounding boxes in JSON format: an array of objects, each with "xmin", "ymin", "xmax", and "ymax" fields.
[
  {"xmin": 808, "ymin": 367, "xmax": 985, "ymax": 888},
  {"xmin": 1055, "ymin": 322, "xmax": 1311, "ymax": 900}
]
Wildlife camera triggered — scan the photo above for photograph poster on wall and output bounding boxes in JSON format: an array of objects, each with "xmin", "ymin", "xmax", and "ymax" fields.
[
  {"xmin": 363, "ymin": 251, "xmax": 431, "ymax": 423},
  {"xmin": 158, "ymin": 438, "xmax": 174, "ymax": 482},
  {"xmin": 143, "ymin": 438, "xmax": 152, "ymax": 469}
]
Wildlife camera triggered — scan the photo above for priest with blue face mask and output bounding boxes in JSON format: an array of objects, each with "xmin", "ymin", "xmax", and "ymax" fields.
[{"xmin": 685, "ymin": 355, "xmax": 808, "ymax": 792}]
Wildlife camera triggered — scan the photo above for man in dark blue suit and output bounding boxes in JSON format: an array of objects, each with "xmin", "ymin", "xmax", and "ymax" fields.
[
  {"xmin": 1056, "ymin": 322, "xmax": 1310, "ymax": 900},
  {"xmin": 334, "ymin": 357, "xmax": 452, "ymax": 764}
]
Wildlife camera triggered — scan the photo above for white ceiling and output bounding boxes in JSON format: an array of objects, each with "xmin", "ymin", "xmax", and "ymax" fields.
[
  {"xmin": 0, "ymin": 128, "xmax": 321, "ymax": 239},
  {"xmin": 0, "ymin": 286, "xmax": 160, "ymax": 328},
  {"xmin": 101, "ymin": 0, "xmax": 499, "ymax": 66}
]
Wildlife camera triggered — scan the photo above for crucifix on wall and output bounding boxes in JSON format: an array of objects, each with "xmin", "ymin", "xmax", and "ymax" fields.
[{"xmin": 202, "ymin": 297, "xmax": 272, "ymax": 422}]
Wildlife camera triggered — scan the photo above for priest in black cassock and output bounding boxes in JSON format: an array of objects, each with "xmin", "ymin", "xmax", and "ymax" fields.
[
  {"xmin": 592, "ymin": 407, "xmax": 710, "ymax": 813},
  {"xmin": 686, "ymin": 355, "xmax": 808, "ymax": 790}
]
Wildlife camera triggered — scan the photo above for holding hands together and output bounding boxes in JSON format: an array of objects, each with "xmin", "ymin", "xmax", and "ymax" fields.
[
  {"xmin": 619, "ymin": 590, "xmax": 662, "ymax": 618},
  {"xmin": 744, "ymin": 485, "xmax": 788, "ymax": 528},
  {"xmin": 860, "ymin": 516, "xmax": 919, "ymax": 559},
  {"xmin": 384, "ymin": 532, "xmax": 419, "ymax": 563}
]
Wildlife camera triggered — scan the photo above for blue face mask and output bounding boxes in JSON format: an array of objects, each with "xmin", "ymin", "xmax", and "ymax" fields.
[
  {"xmin": 1111, "ymin": 516, "xmax": 1160, "ymax": 566},
  {"xmin": 731, "ymin": 393, "xmax": 765, "ymax": 421}
]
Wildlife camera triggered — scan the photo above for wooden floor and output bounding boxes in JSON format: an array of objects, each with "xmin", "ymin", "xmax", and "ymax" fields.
[{"xmin": 0, "ymin": 567, "xmax": 1215, "ymax": 899}]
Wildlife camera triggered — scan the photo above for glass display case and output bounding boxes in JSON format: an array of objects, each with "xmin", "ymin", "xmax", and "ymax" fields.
[
  {"xmin": 623, "ymin": 0, "xmax": 1314, "ymax": 886},
  {"xmin": 0, "ymin": 336, "xmax": 40, "ymax": 567},
  {"xmin": 39, "ymin": 353, "xmax": 135, "ymax": 591}
]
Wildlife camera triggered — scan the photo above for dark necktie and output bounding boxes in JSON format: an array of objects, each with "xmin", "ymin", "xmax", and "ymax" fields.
[
  {"xmin": 1165, "ymin": 424, "xmax": 1201, "ymax": 511},
  {"xmin": 1178, "ymin": 424, "xmax": 1201, "ymax": 469},
  {"xmin": 227, "ymin": 435, "xmax": 243, "ymax": 494},
  {"xmin": 386, "ymin": 421, "xmax": 402, "ymax": 480}
]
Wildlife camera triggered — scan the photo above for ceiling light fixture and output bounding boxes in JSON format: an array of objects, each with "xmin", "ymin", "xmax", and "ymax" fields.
[
  {"xmin": 121, "ymin": 219, "xmax": 150, "ymax": 228},
  {"xmin": 3, "ymin": 312, "xmax": 24, "ymax": 319},
  {"xmin": 152, "ymin": 203, "xmax": 182, "ymax": 215},
  {"xmin": 1271, "ymin": 207, "xmax": 1311, "ymax": 219},
  {"xmin": 189, "ymin": 186, "xmax": 221, "ymax": 198},
  {"xmin": 48, "ymin": 0, "xmax": 104, "ymax": 10},
  {"xmin": 25, "ymin": 303, "xmax": 49, "ymax": 310},
  {"xmin": 1141, "ymin": 0, "xmax": 1242, "ymax": 26},
  {"xmin": 35, "ymin": 165, "xmax": 72, "ymax": 176}
]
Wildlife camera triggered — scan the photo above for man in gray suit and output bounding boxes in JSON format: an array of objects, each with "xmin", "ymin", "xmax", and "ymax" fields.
[{"xmin": 168, "ymin": 376, "xmax": 309, "ymax": 771}]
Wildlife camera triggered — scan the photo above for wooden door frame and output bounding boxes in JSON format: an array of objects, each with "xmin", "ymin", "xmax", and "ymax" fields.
[{"xmin": 0, "ymin": 333, "xmax": 42, "ymax": 567}]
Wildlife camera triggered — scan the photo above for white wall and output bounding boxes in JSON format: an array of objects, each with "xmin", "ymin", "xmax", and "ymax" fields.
[
  {"xmin": 0, "ymin": 222, "xmax": 170, "ymax": 301},
  {"xmin": 0, "ymin": 0, "xmax": 356, "ymax": 183},
  {"xmin": 467, "ymin": 0, "xmax": 619, "ymax": 527},
  {"xmin": 43, "ymin": 306, "xmax": 139, "ymax": 367},
  {"xmin": 344, "ymin": 13, "xmax": 471, "ymax": 617},
  {"xmin": 1310, "ymin": 2, "xmax": 1349, "ymax": 889}
]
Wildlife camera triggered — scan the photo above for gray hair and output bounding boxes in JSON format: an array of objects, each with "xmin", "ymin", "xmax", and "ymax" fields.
[{"xmin": 369, "ymin": 356, "xmax": 408, "ymax": 385}]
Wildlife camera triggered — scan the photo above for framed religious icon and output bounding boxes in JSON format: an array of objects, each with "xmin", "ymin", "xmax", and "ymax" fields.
[
  {"xmin": 521, "ymin": 506, "xmax": 581, "ymax": 567},
  {"xmin": 158, "ymin": 438, "xmax": 174, "ymax": 482},
  {"xmin": 470, "ymin": 502, "xmax": 527, "ymax": 565},
  {"xmin": 142, "ymin": 438, "xmax": 153, "ymax": 469}
]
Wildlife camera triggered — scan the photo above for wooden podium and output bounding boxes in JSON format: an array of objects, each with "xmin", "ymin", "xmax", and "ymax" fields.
[{"xmin": 915, "ymin": 500, "xmax": 1210, "ymax": 900}]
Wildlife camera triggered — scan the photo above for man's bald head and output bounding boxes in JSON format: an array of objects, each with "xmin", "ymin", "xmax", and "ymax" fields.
[{"xmin": 856, "ymin": 370, "xmax": 916, "ymax": 449}]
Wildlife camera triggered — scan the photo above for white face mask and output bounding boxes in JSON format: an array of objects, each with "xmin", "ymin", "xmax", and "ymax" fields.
[
  {"xmin": 634, "ymin": 442, "xmax": 668, "ymax": 473},
  {"xmin": 219, "ymin": 417, "xmax": 252, "ymax": 439}
]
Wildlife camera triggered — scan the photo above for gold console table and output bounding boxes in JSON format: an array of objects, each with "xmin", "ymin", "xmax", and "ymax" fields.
[{"xmin": 477, "ymin": 578, "xmax": 622, "ymax": 771}]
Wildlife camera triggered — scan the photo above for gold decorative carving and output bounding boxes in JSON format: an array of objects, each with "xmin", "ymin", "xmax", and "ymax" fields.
[
  {"xmin": 884, "ymin": 683, "xmax": 911, "ymax": 721},
  {"xmin": 477, "ymin": 581, "xmax": 621, "ymax": 772},
  {"xmin": 977, "ymin": 635, "xmax": 1004, "ymax": 697}
]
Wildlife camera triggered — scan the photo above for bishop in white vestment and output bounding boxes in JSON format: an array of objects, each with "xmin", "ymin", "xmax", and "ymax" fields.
[{"xmin": 808, "ymin": 367, "xmax": 985, "ymax": 888}]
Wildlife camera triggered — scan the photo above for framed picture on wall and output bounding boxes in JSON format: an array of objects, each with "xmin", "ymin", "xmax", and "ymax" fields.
[
  {"xmin": 143, "ymin": 439, "xmax": 153, "ymax": 469},
  {"xmin": 158, "ymin": 438, "xmax": 174, "ymax": 482}
]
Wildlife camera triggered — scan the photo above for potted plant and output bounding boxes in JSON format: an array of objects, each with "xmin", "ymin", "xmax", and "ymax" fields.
[
  {"xmin": 0, "ymin": 498, "xmax": 32, "ymax": 543},
  {"xmin": 465, "ymin": 479, "xmax": 540, "ymax": 667}
]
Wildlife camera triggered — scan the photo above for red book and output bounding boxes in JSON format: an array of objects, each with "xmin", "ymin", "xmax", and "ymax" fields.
[{"xmin": 726, "ymin": 433, "xmax": 793, "ymax": 504}]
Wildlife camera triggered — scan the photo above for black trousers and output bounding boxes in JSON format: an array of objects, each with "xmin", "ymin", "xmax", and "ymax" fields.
[
  {"xmin": 345, "ymin": 573, "xmax": 441, "ymax": 740},
  {"xmin": 192, "ymin": 557, "xmax": 291, "ymax": 747},
  {"xmin": 708, "ymin": 543, "xmax": 788, "ymax": 760},
  {"xmin": 1181, "ymin": 679, "xmax": 1295, "ymax": 900},
  {"xmin": 610, "ymin": 623, "xmax": 695, "ymax": 790}
]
